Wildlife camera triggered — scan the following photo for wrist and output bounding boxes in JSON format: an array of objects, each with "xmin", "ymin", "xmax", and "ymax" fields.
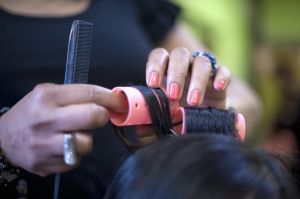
[
  {"xmin": 0, "ymin": 107, "xmax": 9, "ymax": 152},
  {"xmin": 0, "ymin": 107, "xmax": 20, "ymax": 187}
]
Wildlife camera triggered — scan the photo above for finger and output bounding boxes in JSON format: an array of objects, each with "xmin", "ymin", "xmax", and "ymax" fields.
[
  {"xmin": 74, "ymin": 132, "xmax": 93, "ymax": 155},
  {"xmin": 200, "ymin": 66, "xmax": 230, "ymax": 109},
  {"xmin": 35, "ymin": 83, "xmax": 127, "ymax": 113},
  {"xmin": 51, "ymin": 131, "xmax": 92, "ymax": 156},
  {"xmin": 41, "ymin": 157, "xmax": 78, "ymax": 176},
  {"xmin": 213, "ymin": 65, "xmax": 231, "ymax": 91},
  {"xmin": 187, "ymin": 55, "xmax": 212, "ymax": 106},
  {"xmin": 167, "ymin": 48, "xmax": 191, "ymax": 100},
  {"xmin": 146, "ymin": 48, "xmax": 169, "ymax": 87},
  {"xmin": 54, "ymin": 103, "xmax": 109, "ymax": 131},
  {"xmin": 46, "ymin": 162, "xmax": 77, "ymax": 175},
  {"xmin": 29, "ymin": 154, "xmax": 78, "ymax": 176}
]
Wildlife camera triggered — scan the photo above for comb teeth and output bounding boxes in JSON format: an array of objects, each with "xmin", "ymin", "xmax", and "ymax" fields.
[{"xmin": 64, "ymin": 20, "xmax": 93, "ymax": 84}]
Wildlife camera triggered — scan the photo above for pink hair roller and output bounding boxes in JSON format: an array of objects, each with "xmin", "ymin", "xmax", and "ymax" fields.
[
  {"xmin": 171, "ymin": 107, "xmax": 186, "ymax": 135},
  {"xmin": 110, "ymin": 86, "xmax": 180, "ymax": 126},
  {"xmin": 110, "ymin": 87, "xmax": 152, "ymax": 126}
]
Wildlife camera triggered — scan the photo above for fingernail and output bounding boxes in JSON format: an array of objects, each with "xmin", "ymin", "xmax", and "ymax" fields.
[
  {"xmin": 236, "ymin": 113, "xmax": 246, "ymax": 141},
  {"xmin": 148, "ymin": 71, "xmax": 159, "ymax": 87},
  {"xmin": 168, "ymin": 83, "xmax": 180, "ymax": 100},
  {"xmin": 215, "ymin": 80, "xmax": 225, "ymax": 90},
  {"xmin": 189, "ymin": 89, "xmax": 201, "ymax": 105}
]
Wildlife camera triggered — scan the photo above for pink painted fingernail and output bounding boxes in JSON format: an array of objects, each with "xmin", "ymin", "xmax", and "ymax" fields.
[
  {"xmin": 236, "ymin": 113, "xmax": 246, "ymax": 141},
  {"xmin": 215, "ymin": 80, "xmax": 225, "ymax": 90},
  {"xmin": 148, "ymin": 71, "xmax": 159, "ymax": 87},
  {"xmin": 168, "ymin": 83, "xmax": 180, "ymax": 100},
  {"xmin": 189, "ymin": 89, "xmax": 201, "ymax": 105}
]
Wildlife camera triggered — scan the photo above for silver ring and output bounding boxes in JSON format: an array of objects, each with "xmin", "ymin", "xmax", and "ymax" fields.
[{"xmin": 64, "ymin": 134, "xmax": 78, "ymax": 165}]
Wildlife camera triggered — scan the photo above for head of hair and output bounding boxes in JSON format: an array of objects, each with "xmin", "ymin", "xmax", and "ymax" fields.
[{"xmin": 105, "ymin": 134, "xmax": 299, "ymax": 199}]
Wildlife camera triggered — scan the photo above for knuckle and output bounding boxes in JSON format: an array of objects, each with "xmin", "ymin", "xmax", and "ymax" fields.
[
  {"xmin": 147, "ymin": 48, "xmax": 169, "ymax": 69},
  {"xmin": 93, "ymin": 86, "xmax": 109, "ymax": 105},
  {"xmin": 85, "ymin": 85, "xmax": 97, "ymax": 103},
  {"xmin": 86, "ymin": 104, "xmax": 109, "ymax": 126},
  {"xmin": 28, "ymin": 105, "xmax": 53, "ymax": 129},
  {"xmin": 203, "ymin": 63, "xmax": 212, "ymax": 73},
  {"xmin": 171, "ymin": 71, "xmax": 187, "ymax": 80},
  {"xmin": 195, "ymin": 56, "xmax": 212, "ymax": 72},
  {"xmin": 219, "ymin": 66, "xmax": 231, "ymax": 79},
  {"xmin": 29, "ymin": 84, "xmax": 56, "ymax": 127},
  {"xmin": 28, "ymin": 136, "xmax": 39, "ymax": 151},
  {"xmin": 91, "ymin": 86, "xmax": 111, "ymax": 106},
  {"xmin": 95, "ymin": 107, "xmax": 109, "ymax": 125},
  {"xmin": 151, "ymin": 48, "xmax": 169, "ymax": 58},
  {"xmin": 29, "ymin": 108, "xmax": 42, "ymax": 126},
  {"xmin": 31, "ymin": 84, "xmax": 52, "ymax": 102},
  {"xmin": 85, "ymin": 104, "xmax": 98, "ymax": 122},
  {"xmin": 168, "ymin": 65, "xmax": 188, "ymax": 79},
  {"xmin": 195, "ymin": 55, "xmax": 210, "ymax": 64},
  {"xmin": 171, "ymin": 47, "xmax": 191, "ymax": 58}
]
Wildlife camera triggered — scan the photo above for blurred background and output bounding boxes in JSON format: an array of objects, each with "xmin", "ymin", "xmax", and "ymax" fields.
[{"xmin": 174, "ymin": 0, "xmax": 300, "ymax": 154}]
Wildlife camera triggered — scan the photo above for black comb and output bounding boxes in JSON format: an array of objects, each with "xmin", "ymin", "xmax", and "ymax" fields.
[
  {"xmin": 54, "ymin": 20, "xmax": 93, "ymax": 199},
  {"xmin": 64, "ymin": 20, "xmax": 93, "ymax": 84},
  {"xmin": 63, "ymin": 20, "xmax": 93, "ymax": 166}
]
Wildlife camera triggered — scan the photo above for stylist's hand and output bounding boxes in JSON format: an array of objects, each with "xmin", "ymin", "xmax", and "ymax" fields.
[
  {"xmin": 135, "ymin": 48, "xmax": 231, "ymax": 144},
  {"xmin": 146, "ymin": 47, "xmax": 231, "ymax": 108},
  {"xmin": 0, "ymin": 83, "xmax": 125, "ymax": 176}
]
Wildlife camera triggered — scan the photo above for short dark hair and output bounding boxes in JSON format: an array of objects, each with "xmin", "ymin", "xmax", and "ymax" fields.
[{"xmin": 105, "ymin": 134, "xmax": 299, "ymax": 199}]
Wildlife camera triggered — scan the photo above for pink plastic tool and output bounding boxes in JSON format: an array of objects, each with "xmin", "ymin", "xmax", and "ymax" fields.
[{"xmin": 110, "ymin": 87, "xmax": 152, "ymax": 126}]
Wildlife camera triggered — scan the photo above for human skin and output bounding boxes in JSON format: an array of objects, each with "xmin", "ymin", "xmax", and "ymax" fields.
[
  {"xmin": 0, "ymin": 0, "xmax": 90, "ymax": 17},
  {"xmin": 0, "ymin": 84, "xmax": 126, "ymax": 176}
]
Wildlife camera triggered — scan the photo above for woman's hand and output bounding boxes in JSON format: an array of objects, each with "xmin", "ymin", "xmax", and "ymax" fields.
[
  {"xmin": 134, "ymin": 48, "xmax": 231, "ymax": 145},
  {"xmin": 0, "ymin": 83, "xmax": 125, "ymax": 176},
  {"xmin": 146, "ymin": 47, "xmax": 231, "ymax": 108}
]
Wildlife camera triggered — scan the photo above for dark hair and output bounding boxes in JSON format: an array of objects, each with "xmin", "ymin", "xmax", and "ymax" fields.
[
  {"xmin": 105, "ymin": 134, "xmax": 299, "ymax": 199},
  {"xmin": 134, "ymin": 86, "xmax": 173, "ymax": 137},
  {"xmin": 183, "ymin": 107, "xmax": 237, "ymax": 136},
  {"xmin": 135, "ymin": 86, "xmax": 238, "ymax": 137}
]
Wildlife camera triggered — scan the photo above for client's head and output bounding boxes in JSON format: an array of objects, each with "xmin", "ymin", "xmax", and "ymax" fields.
[{"xmin": 105, "ymin": 134, "xmax": 298, "ymax": 199}]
